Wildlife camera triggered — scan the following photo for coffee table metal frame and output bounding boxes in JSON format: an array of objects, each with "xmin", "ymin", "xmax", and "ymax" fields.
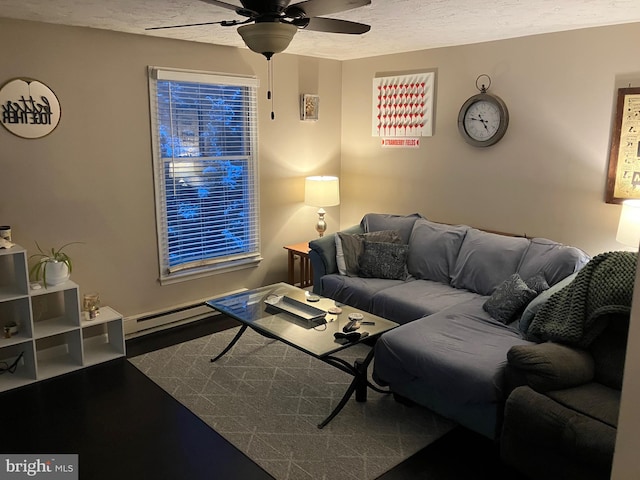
[{"xmin": 205, "ymin": 283, "xmax": 398, "ymax": 429}]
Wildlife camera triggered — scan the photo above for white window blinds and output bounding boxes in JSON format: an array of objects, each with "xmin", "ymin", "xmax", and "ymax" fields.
[{"xmin": 148, "ymin": 67, "xmax": 261, "ymax": 283}]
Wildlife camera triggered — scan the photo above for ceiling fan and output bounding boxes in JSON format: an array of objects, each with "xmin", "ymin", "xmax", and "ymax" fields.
[{"xmin": 147, "ymin": 0, "xmax": 372, "ymax": 59}]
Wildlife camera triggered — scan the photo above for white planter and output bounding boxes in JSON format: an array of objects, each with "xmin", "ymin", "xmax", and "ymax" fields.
[{"xmin": 44, "ymin": 261, "xmax": 70, "ymax": 286}]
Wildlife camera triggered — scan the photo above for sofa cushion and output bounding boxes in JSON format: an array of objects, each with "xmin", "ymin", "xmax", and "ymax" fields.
[
  {"xmin": 483, "ymin": 274, "xmax": 538, "ymax": 324},
  {"xmin": 374, "ymin": 297, "xmax": 533, "ymax": 405},
  {"xmin": 450, "ymin": 229, "xmax": 530, "ymax": 295},
  {"xmin": 547, "ymin": 383, "xmax": 621, "ymax": 428},
  {"xmin": 517, "ymin": 238, "xmax": 590, "ymax": 286},
  {"xmin": 370, "ymin": 279, "xmax": 481, "ymax": 324},
  {"xmin": 335, "ymin": 229, "xmax": 401, "ymax": 276},
  {"xmin": 320, "ymin": 274, "xmax": 405, "ymax": 313},
  {"xmin": 361, "ymin": 212, "xmax": 422, "ymax": 244},
  {"xmin": 407, "ymin": 218, "xmax": 468, "ymax": 284},
  {"xmin": 502, "ymin": 386, "xmax": 617, "ymax": 475},
  {"xmin": 358, "ymin": 241, "xmax": 409, "ymax": 280}
]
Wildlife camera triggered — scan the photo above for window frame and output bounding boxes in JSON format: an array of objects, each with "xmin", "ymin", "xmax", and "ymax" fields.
[{"xmin": 148, "ymin": 66, "xmax": 261, "ymax": 284}]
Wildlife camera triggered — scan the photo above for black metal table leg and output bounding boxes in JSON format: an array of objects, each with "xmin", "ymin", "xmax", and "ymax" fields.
[
  {"xmin": 318, "ymin": 348, "xmax": 376, "ymax": 429},
  {"xmin": 317, "ymin": 381, "xmax": 357, "ymax": 429},
  {"xmin": 210, "ymin": 324, "xmax": 248, "ymax": 362},
  {"xmin": 208, "ymin": 317, "xmax": 388, "ymax": 429},
  {"xmin": 354, "ymin": 357, "xmax": 368, "ymax": 402}
]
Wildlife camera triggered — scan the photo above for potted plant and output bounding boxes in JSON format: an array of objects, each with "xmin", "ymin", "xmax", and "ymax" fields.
[{"xmin": 29, "ymin": 242, "xmax": 81, "ymax": 287}]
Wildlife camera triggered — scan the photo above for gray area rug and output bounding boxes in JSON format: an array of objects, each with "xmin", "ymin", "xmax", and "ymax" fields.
[{"xmin": 130, "ymin": 327, "xmax": 454, "ymax": 480}]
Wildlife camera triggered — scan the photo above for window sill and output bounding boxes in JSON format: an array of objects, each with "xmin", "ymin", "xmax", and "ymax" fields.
[{"xmin": 159, "ymin": 256, "xmax": 262, "ymax": 285}]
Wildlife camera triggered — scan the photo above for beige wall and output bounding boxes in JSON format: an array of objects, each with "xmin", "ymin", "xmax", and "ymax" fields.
[
  {"xmin": 340, "ymin": 23, "xmax": 640, "ymax": 256},
  {"xmin": 0, "ymin": 18, "xmax": 342, "ymax": 318}
]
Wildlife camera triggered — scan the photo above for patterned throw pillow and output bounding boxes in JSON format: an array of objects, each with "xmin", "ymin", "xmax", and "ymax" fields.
[
  {"xmin": 358, "ymin": 241, "xmax": 409, "ymax": 280},
  {"xmin": 336, "ymin": 230, "xmax": 402, "ymax": 276},
  {"xmin": 483, "ymin": 273, "xmax": 538, "ymax": 324},
  {"xmin": 524, "ymin": 273, "xmax": 550, "ymax": 294}
]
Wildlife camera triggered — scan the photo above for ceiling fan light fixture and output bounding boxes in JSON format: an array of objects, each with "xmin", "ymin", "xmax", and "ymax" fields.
[{"xmin": 238, "ymin": 22, "xmax": 297, "ymax": 59}]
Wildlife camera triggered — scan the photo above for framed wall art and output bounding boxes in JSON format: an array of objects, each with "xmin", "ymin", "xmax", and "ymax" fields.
[
  {"xmin": 372, "ymin": 71, "xmax": 435, "ymax": 138},
  {"xmin": 300, "ymin": 94, "xmax": 319, "ymax": 121},
  {"xmin": 606, "ymin": 87, "xmax": 640, "ymax": 204}
]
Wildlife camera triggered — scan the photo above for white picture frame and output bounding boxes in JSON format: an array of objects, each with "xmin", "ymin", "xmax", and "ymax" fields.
[
  {"xmin": 372, "ymin": 71, "xmax": 435, "ymax": 137},
  {"xmin": 300, "ymin": 94, "xmax": 319, "ymax": 121}
]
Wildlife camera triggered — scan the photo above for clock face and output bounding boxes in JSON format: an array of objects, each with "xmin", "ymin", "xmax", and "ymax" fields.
[
  {"xmin": 457, "ymin": 93, "xmax": 509, "ymax": 147},
  {"xmin": 463, "ymin": 101, "xmax": 501, "ymax": 141}
]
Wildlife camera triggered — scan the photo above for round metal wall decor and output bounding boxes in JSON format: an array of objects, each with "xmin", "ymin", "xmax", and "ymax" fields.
[
  {"xmin": 0, "ymin": 78, "xmax": 61, "ymax": 139},
  {"xmin": 457, "ymin": 74, "xmax": 509, "ymax": 147}
]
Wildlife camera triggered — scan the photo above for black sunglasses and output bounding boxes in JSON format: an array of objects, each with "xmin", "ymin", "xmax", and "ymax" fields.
[{"xmin": 0, "ymin": 351, "xmax": 24, "ymax": 375}]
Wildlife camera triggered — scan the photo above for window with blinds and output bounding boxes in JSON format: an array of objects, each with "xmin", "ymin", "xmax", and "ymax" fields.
[{"xmin": 148, "ymin": 67, "xmax": 261, "ymax": 283}]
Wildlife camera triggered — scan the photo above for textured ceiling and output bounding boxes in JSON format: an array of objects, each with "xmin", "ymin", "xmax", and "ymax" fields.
[{"xmin": 2, "ymin": 0, "xmax": 640, "ymax": 60}]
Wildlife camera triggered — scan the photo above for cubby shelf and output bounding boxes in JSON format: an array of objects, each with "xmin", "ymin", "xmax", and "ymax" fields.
[{"xmin": 0, "ymin": 245, "xmax": 126, "ymax": 392}]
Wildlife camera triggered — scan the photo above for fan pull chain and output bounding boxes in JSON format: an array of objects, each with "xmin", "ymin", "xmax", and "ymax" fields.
[{"xmin": 267, "ymin": 58, "xmax": 275, "ymax": 120}]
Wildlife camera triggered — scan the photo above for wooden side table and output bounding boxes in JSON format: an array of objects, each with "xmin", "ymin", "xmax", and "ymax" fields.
[{"xmin": 283, "ymin": 242, "xmax": 313, "ymax": 288}]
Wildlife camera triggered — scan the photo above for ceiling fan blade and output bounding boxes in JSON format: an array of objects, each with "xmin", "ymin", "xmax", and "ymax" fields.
[
  {"xmin": 146, "ymin": 20, "xmax": 226, "ymax": 31},
  {"xmin": 302, "ymin": 17, "xmax": 370, "ymax": 34},
  {"xmin": 288, "ymin": 0, "xmax": 370, "ymax": 18}
]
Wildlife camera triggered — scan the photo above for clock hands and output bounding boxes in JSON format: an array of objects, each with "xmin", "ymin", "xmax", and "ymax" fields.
[
  {"xmin": 469, "ymin": 114, "xmax": 490, "ymax": 131},
  {"xmin": 458, "ymin": 88, "xmax": 509, "ymax": 146}
]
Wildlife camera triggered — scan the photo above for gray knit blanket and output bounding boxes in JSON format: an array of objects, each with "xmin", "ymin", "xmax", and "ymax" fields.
[{"xmin": 527, "ymin": 251, "xmax": 636, "ymax": 347}]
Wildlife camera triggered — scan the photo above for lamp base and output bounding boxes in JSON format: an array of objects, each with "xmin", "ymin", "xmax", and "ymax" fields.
[{"xmin": 315, "ymin": 208, "xmax": 327, "ymax": 237}]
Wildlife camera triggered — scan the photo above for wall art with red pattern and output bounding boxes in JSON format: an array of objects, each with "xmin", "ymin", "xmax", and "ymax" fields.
[{"xmin": 372, "ymin": 71, "xmax": 435, "ymax": 138}]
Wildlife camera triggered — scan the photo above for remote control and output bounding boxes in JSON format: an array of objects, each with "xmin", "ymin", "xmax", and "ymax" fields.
[
  {"xmin": 334, "ymin": 331, "xmax": 369, "ymax": 342},
  {"xmin": 343, "ymin": 320, "xmax": 361, "ymax": 332}
]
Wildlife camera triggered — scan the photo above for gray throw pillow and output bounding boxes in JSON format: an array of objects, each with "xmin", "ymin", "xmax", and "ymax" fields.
[
  {"xmin": 524, "ymin": 273, "xmax": 550, "ymax": 294},
  {"xmin": 336, "ymin": 230, "xmax": 402, "ymax": 276},
  {"xmin": 358, "ymin": 241, "xmax": 409, "ymax": 280},
  {"xmin": 483, "ymin": 273, "xmax": 538, "ymax": 324}
]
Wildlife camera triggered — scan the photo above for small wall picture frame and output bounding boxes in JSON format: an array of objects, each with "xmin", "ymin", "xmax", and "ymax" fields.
[{"xmin": 300, "ymin": 94, "xmax": 319, "ymax": 121}]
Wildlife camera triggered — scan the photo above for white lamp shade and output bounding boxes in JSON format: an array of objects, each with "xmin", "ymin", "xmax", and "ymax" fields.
[
  {"xmin": 305, "ymin": 176, "xmax": 340, "ymax": 207},
  {"xmin": 616, "ymin": 199, "xmax": 640, "ymax": 247}
]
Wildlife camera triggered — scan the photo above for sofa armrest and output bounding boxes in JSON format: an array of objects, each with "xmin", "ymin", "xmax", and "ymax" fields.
[
  {"xmin": 309, "ymin": 224, "xmax": 363, "ymax": 294},
  {"xmin": 506, "ymin": 342, "xmax": 595, "ymax": 393}
]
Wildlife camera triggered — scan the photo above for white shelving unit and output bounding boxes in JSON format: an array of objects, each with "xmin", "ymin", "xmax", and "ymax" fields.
[{"xmin": 0, "ymin": 245, "xmax": 126, "ymax": 392}]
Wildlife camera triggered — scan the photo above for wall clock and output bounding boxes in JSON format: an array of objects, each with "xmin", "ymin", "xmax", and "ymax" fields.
[{"xmin": 457, "ymin": 75, "xmax": 509, "ymax": 147}]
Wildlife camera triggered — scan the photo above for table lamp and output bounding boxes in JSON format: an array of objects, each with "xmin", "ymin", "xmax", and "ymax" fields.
[
  {"xmin": 305, "ymin": 176, "xmax": 340, "ymax": 237},
  {"xmin": 616, "ymin": 199, "xmax": 640, "ymax": 248}
]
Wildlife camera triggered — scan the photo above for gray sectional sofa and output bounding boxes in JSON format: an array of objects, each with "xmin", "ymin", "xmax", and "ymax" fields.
[{"xmin": 309, "ymin": 213, "xmax": 590, "ymax": 439}]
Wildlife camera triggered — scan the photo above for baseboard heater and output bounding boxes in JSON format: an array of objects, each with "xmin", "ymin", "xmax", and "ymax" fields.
[
  {"xmin": 124, "ymin": 289, "xmax": 246, "ymax": 338},
  {"xmin": 125, "ymin": 303, "xmax": 215, "ymax": 337}
]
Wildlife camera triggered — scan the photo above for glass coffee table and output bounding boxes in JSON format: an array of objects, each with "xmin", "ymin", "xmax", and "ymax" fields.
[{"xmin": 205, "ymin": 282, "xmax": 399, "ymax": 428}]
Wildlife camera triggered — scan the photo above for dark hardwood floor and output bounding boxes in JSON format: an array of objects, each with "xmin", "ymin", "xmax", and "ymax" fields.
[{"xmin": 0, "ymin": 316, "xmax": 523, "ymax": 480}]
